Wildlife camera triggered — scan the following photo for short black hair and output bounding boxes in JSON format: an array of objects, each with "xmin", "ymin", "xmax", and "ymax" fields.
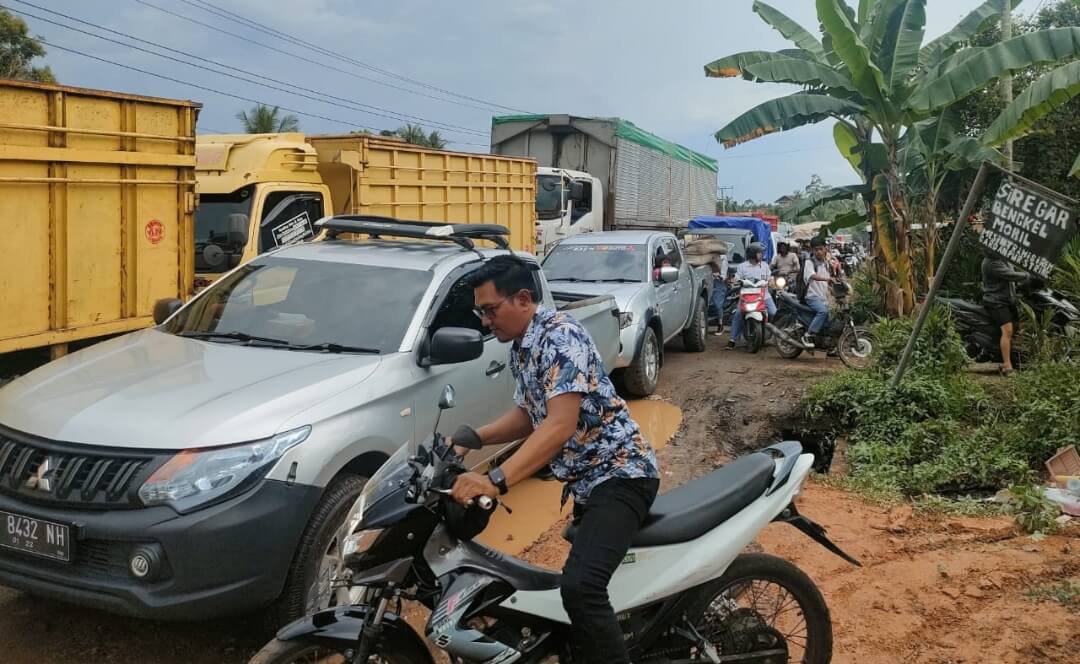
[{"xmin": 464, "ymin": 254, "xmax": 540, "ymax": 301}]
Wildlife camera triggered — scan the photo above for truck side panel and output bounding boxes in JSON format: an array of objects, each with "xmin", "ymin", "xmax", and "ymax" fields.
[
  {"xmin": 311, "ymin": 135, "xmax": 536, "ymax": 253},
  {"xmin": 0, "ymin": 80, "xmax": 198, "ymax": 355}
]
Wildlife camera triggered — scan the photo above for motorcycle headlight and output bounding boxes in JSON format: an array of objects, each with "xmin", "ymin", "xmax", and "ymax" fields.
[
  {"xmin": 343, "ymin": 528, "xmax": 384, "ymax": 559},
  {"xmin": 775, "ymin": 277, "xmax": 787, "ymax": 289},
  {"xmin": 138, "ymin": 426, "xmax": 311, "ymax": 513}
]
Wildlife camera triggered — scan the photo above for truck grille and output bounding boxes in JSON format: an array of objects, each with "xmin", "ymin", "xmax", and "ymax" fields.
[{"xmin": 0, "ymin": 429, "xmax": 166, "ymax": 509}]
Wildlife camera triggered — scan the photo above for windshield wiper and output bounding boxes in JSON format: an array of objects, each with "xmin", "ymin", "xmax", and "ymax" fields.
[
  {"xmin": 288, "ymin": 342, "xmax": 380, "ymax": 354},
  {"xmin": 547, "ymin": 277, "xmax": 598, "ymax": 283},
  {"xmin": 595, "ymin": 278, "xmax": 641, "ymax": 283},
  {"xmin": 178, "ymin": 331, "xmax": 292, "ymax": 346}
]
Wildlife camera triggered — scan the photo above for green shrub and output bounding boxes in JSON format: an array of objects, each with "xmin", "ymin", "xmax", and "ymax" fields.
[{"xmin": 871, "ymin": 305, "xmax": 969, "ymax": 376}]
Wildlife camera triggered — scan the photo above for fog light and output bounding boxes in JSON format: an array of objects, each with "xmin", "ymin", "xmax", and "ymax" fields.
[{"xmin": 129, "ymin": 547, "xmax": 160, "ymax": 580}]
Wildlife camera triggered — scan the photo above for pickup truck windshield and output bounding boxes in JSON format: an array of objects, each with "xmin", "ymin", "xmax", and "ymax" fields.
[
  {"xmin": 543, "ymin": 244, "xmax": 645, "ymax": 283},
  {"xmin": 164, "ymin": 257, "xmax": 432, "ymax": 353},
  {"xmin": 536, "ymin": 174, "xmax": 565, "ymax": 221}
]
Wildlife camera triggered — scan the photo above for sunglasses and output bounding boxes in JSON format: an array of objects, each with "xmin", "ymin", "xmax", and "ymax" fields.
[{"xmin": 473, "ymin": 295, "xmax": 514, "ymax": 320}]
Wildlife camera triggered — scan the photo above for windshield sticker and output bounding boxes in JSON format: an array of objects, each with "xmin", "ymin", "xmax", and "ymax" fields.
[
  {"xmin": 271, "ymin": 212, "xmax": 315, "ymax": 247},
  {"xmin": 564, "ymin": 245, "xmax": 640, "ymax": 252}
]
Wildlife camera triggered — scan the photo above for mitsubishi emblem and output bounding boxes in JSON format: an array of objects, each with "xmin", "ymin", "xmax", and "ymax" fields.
[{"xmin": 25, "ymin": 456, "xmax": 58, "ymax": 492}]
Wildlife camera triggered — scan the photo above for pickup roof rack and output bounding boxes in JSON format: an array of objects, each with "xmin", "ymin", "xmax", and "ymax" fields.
[{"xmin": 317, "ymin": 215, "xmax": 511, "ymax": 251}]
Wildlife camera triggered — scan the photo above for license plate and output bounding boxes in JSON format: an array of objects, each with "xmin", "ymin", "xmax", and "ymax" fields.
[{"xmin": 0, "ymin": 510, "xmax": 71, "ymax": 562}]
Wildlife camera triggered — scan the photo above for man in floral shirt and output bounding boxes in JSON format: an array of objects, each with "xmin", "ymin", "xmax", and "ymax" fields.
[{"xmin": 451, "ymin": 254, "xmax": 660, "ymax": 663}]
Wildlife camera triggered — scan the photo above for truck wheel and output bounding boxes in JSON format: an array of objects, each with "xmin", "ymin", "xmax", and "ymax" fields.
[
  {"xmin": 682, "ymin": 297, "xmax": 708, "ymax": 353},
  {"xmin": 623, "ymin": 327, "xmax": 660, "ymax": 396},
  {"xmin": 266, "ymin": 474, "xmax": 367, "ymax": 631}
]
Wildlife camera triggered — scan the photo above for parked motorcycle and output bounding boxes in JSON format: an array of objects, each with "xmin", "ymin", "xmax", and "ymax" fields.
[
  {"xmin": 250, "ymin": 387, "xmax": 858, "ymax": 664},
  {"xmin": 737, "ymin": 279, "xmax": 771, "ymax": 353},
  {"xmin": 772, "ymin": 278, "xmax": 875, "ymax": 369},
  {"xmin": 941, "ymin": 281, "xmax": 1079, "ymax": 364}
]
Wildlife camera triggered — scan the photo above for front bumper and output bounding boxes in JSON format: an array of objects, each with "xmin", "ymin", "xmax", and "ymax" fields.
[
  {"xmin": 614, "ymin": 324, "xmax": 642, "ymax": 369},
  {"xmin": 0, "ymin": 479, "xmax": 321, "ymax": 620}
]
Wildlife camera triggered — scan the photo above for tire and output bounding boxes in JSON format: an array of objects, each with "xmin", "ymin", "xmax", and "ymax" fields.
[
  {"xmin": 688, "ymin": 553, "xmax": 833, "ymax": 664},
  {"xmin": 265, "ymin": 475, "xmax": 368, "ymax": 631},
  {"xmin": 837, "ymin": 326, "xmax": 874, "ymax": 370},
  {"xmin": 249, "ymin": 635, "xmax": 429, "ymax": 664},
  {"xmin": 745, "ymin": 318, "xmax": 764, "ymax": 354},
  {"xmin": 682, "ymin": 297, "xmax": 708, "ymax": 353},
  {"xmin": 623, "ymin": 327, "xmax": 660, "ymax": 397},
  {"xmin": 773, "ymin": 314, "xmax": 804, "ymax": 360}
]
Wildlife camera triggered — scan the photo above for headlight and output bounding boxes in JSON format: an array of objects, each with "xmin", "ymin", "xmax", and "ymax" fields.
[
  {"xmin": 775, "ymin": 277, "xmax": 787, "ymax": 289},
  {"xmin": 619, "ymin": 311, "xmax": 634, "ymax": 329},
  {"xmin": 138, "ymin": 426, "xmax": 311, "ymax": 513},
  {"xmin": 343, "ymin": 528, "xmax": 383, "ymax": 559}
]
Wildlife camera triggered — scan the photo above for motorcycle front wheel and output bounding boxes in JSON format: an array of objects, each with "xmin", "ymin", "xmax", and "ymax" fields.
[
  {"xmin": 688, "ymin": 553, "xmax": 832, "ymax": 664},
  {"xmin": 837, "ymin": 326, "xmax": 874, "ymax": 370},
  {"xmin": 745, "ymin": 318, "xmax": 765, "ymax": 354},
  {"xmin": 248, "ymin": 637, "xmax": 427, "ymax": 664},
  {"xmin": 772, "ymin": 314, "xmax": 803, "ymax": 360}
]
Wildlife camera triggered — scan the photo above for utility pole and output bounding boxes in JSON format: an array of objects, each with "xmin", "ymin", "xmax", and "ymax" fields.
[
  {"xmin": 718, "ymin": 185, "xmax": 735, "ymax": 213},
  {"xmin": 1001, "ymin": 4, "xmax": 1014, "ymax": 169}
]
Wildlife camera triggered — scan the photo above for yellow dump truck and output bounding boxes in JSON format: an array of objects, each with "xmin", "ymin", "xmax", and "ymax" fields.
[
  {"xmin": 0, "ymin": 79, "xmax": 199, "ymax": 358},
  {"xmin": 193, "ymin": 133, "xmax": 537, "ymax": 283}
]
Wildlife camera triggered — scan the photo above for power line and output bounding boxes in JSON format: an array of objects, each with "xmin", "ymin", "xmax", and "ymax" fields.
[
  {"xmin": 181, "ymin": 0, "xmax": 529, "ymax": 114},
  {"xmin": 40, "ymin": 40, "xmax": 489, "ymax": 147},
  {"xmin": 9, "ymin": 0, "xmax": 486, "ymax": 137},
  {"xmin": 131, "ymin": 0, "xmax": 512, "ymax": 116}
]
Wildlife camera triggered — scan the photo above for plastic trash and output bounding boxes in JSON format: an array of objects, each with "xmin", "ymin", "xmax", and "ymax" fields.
[{"xmin": 1043, "ymin": 487, "xmax": 1080, "ymax": 517}]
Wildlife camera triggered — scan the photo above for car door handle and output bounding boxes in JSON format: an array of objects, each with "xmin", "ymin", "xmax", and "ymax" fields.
[{"xmin": 485, "ymin": 361, "xmax": 506, "ymax": 376}]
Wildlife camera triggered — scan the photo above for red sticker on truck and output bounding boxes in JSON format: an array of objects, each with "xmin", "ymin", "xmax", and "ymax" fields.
[{"xmin": 145, "ymin": 219, "xmax": 165, "ymax": 245}]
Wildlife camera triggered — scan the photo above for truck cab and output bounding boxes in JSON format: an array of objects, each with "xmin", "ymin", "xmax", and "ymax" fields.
[
  {"xmin": 535, "ymin": 167, "xmax": 603, "ymax": 255},
  {"xmin": 194, "ymin": 134, "xmax": 332, "ymax": 287}
]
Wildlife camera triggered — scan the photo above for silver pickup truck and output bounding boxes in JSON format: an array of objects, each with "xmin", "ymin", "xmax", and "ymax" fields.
[
  {"xmin": 0, "ymin": 219, "xmax": 619, "ymax": 626},
  {"xmin": 542, "ymin": 230, "xmax": 711, "ymax": 396}
]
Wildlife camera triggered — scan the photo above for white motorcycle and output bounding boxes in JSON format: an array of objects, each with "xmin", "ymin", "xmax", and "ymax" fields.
[{"xmin": 251, "ymin": 386, "xmax": 859, "ymax": 664}]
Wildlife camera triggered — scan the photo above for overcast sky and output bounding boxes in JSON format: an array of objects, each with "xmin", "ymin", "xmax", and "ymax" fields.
[{"xmin": 18, "ymin": 0, "xmax": 1001, "ymax": 202}]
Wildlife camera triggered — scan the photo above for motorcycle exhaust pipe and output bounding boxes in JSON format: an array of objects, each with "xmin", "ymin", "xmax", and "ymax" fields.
[{"xmin": 767, "ymin": 322, "xmax": 811, "ymax": 350}]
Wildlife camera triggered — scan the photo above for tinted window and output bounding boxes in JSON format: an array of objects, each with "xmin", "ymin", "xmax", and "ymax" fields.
[
  {"xmin": 165, "ymin": 257, "xmax": 431, "ymax": 354},
  {"xmin": 258, "ymin": 192, "xmax": 325, "ymax": 253},
  {"xmin": 543, "ymin": 244, "xmax": 645, "ymax": 283}
]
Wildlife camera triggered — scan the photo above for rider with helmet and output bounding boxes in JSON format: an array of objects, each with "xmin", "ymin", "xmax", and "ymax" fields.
[
  {"xmin": 726, "ymin": 242, "xmax": 775, "ymax": 350},
  {"xmin": 802, "ymin": 237, "xmax": 835, "ymax": 348}
]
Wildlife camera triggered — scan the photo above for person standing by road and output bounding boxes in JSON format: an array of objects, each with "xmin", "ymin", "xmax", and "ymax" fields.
[
  {"xmin": 981, "ymin": 253, "xmax": 1029, "ymax": 375},
  {"xmin": 450, "ymin": 255, "xmax": 660, "ymax": 664}
]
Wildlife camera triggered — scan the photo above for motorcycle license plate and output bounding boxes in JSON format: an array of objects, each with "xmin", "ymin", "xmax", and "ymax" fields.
[{"xmin": 0, "ymin": 510, "xmax": 71, "ymax": 562}]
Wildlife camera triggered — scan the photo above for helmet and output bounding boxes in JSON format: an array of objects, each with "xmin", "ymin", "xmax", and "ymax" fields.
[
  {"xmin": 810, "ymin": 236, "xmax": 826, "ymax": 248},
  {"xmin": 746, "ymin": 242, "xmax": 765, "ymax": 260}
]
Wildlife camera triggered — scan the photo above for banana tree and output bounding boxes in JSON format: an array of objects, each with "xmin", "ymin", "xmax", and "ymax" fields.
[{"xmin": 705, "ymin": 0, "xmax": 1080, "ymax": 314}]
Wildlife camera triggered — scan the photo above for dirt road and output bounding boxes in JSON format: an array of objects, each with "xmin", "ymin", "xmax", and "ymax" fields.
[{"xmin": 1, "ymin": 336, "xmax": 1076, "ymax": 663}]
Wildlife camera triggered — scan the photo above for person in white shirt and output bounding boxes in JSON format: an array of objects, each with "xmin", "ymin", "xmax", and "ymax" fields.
[
  {"xmin": 727, "ymin": 243, "xmax": 775, "ymax": 349},
  {"xmin": 802, "ymin": 237, "xmax": 834, "ymax": 348}
]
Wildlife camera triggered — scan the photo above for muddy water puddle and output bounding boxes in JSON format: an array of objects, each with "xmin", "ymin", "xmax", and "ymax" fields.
[{"xmin": 476, "ymin": 399, "xmax": 682, "ymax": 555}]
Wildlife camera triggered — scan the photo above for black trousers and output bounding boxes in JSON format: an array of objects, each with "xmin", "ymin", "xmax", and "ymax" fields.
[{"xmin": 561, "ymin": 477, "xmax": 659, "ymax": 664}]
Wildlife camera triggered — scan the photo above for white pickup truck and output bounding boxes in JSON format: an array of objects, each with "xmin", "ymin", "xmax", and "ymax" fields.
[{"xmin": 0, "ymin": 219, "xmax": 619, "ymax": 627}]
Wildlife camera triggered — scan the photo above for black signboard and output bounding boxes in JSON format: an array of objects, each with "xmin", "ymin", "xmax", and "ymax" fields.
[{"xmin": 981, "ymin": 175, "xmax": 1077, "ymax": 279}]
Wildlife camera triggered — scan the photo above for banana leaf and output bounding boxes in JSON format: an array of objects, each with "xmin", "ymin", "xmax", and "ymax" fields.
[
  {"xmin": 863, "ymin": 0, "xmax": 908, "ymax": 54},
  {"xmin": 918, "ymin": 0, "xmax": 1021, "ymax": 69},
  {"xmin": 714, "ymin": 93, "xmax": 862, "ymax": 147},
  {"xmin": 783, "ymin": 184, "xmax": 870, "ymax": 220},
  {"xmin": 1070, "ymin": 152, "xmax": 1080, "ymax": 179},
  {"xmin": 982, "ymin": 60, "xmax": 1080, "ymax": 147},
  {"xmin": 704, "ymin": 51, "xmax": 801, "ymax": 78},
  {"xmin": 858, "ymin": 0, "xmax": 875, "ymax": 29},
  {"xmin": 941, "ymin": 137, "xmax": 1003, "ymax": 171},
  {"xmin": 871, "ymin": 174, "xmax": 898, "ymax": 267},
  {"xmin": 819, "ymin": 210, "xmax": 869, "ymax": 238},
  {"xmin": 909, "ymin": 27, "xmax": 1080, "ymax": 112},
  {"xmin": 834, "ymin": 121, "xmax": 866, "ymax": 178},
  {"xmin": 743, "ymin": 57, "xmax": 859, "ymax": 93},
  {"xmin": 753, "ymin": 1, "xmax": 827, "ymax": 63},
  {"xmin": 876, "ymin": 0, "xmax": 927, "ymax": 90},
  {"xmin": 817, "ymin": 0, "xmax": 889, "ymax": 104}
]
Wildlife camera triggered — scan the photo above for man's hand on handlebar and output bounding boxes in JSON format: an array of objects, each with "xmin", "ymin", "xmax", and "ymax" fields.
[{"xmin": 450, "ymin": 471, "xmax": 499, "ymax": 507}]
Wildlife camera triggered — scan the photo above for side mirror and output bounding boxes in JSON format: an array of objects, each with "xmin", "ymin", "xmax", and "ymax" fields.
[
  {"xmin": 439, "ymin": 385, "xmax": 456, "ymax": 410},
  {"xmin": 153, "ymin": 298, "xmax": 183, "ymax": 325},
  {"xmin": 428, "ymin": 327, "xmax": 484, "ymax": 366},
  {"xmin": 660, "ymin": 266, "xmax": 679, "ymax": 283},
  {"xmin": 569, "ymin": 180, "xmax": 585, "ymax": 202},
  {"xmin": 227, "ymin": 213, "xmax": 250, "ymax": 247}
]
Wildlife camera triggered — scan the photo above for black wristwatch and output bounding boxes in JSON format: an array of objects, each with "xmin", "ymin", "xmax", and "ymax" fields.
[{"xmin": 487, "ymin": 467, "xmax": 509, "ymax": 495}]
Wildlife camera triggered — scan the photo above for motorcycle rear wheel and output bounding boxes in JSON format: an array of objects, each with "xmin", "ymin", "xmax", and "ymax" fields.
[
  {"xmin": 745, "ymin": 319, "xmax": 765, "ymax": 354},
  {"xmin": 688, "ymin": 553, "xmax": 833, "ymax": 664},
  {"xmin": 772, "ymin": 315, "xmax": 803, "ymax": 360}
]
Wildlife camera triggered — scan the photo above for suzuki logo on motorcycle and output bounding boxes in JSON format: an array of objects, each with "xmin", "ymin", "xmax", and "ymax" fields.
[{"xmin": 25, "ymin": 456, "xmax": 60, "ymax": 492}]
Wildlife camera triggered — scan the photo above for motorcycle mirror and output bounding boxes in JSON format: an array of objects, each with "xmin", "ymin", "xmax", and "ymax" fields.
[{"xmin": 439, "ymin": 385, "xmax": 456, "ymax": 410}]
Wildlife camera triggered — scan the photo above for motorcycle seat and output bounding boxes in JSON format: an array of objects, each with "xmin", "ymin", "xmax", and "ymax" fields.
[
  {"xmin": 564, "ymin": 453, "xmax": 775, "ymax": 547},
  {"xmin": 777, "ymin": 291, "xmax": 817, "ymax": 317}
]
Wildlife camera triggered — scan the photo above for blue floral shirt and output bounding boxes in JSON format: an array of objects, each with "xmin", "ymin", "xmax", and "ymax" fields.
[{"xmin": 510, "ymin": 307, "xmax": 660, "ymax": 505}]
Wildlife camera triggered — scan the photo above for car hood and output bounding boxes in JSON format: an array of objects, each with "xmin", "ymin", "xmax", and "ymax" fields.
[
  {"xmin": 548, "ymin": 282, "xmax": 646, "ymax": 308},
  {"xmin": 0, "ymin": 330, "xmax": 382, "ymax": 449}
]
